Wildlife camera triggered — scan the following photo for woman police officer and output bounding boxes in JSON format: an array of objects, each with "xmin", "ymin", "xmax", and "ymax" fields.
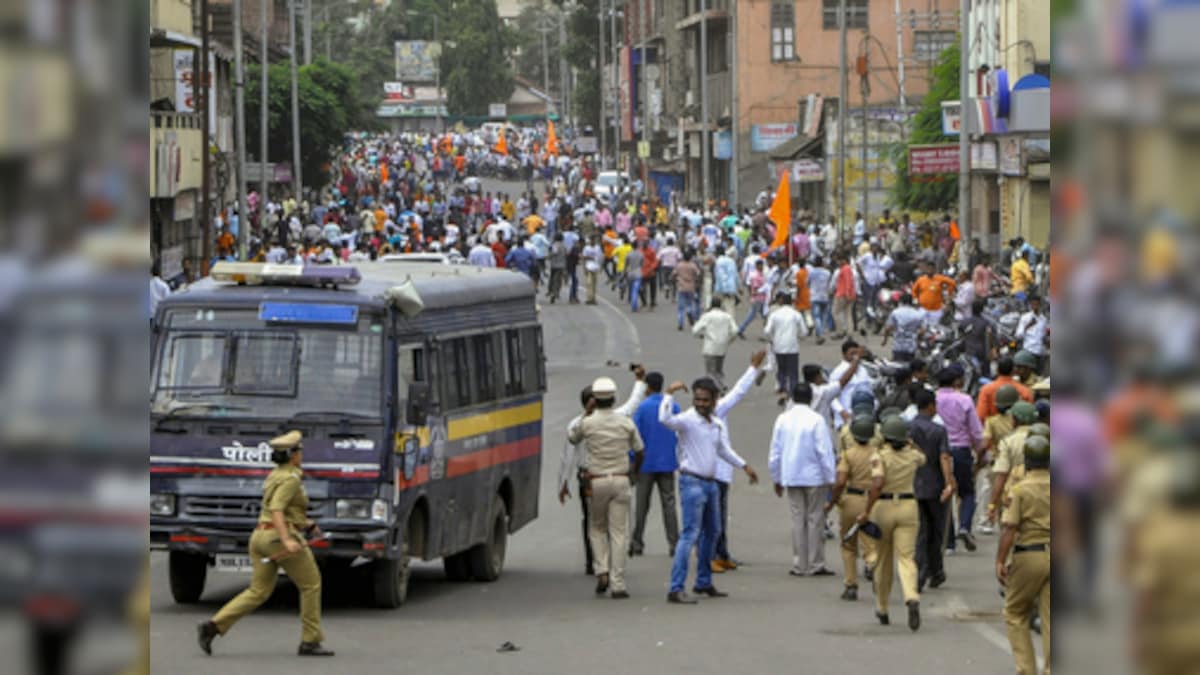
[
  {"xmin": 826, "ymin": 413, "xmax": 881, "ymax": 601},
  {"xmin": 197, "ymin": 430, "xmax": 335, "ymax": 657},
  {"xmin": 858, "ymin": 416, "xmax": 928, "ymax": 631}
]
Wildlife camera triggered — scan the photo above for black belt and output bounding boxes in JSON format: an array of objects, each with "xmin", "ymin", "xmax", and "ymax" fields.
[
  {"xmin": 845, "ymin": 487, "xmax": 866, "ymax": 495},
  {"xmin": 680, "ymin": 469, "xmax": 715, "ymax": 482},
  {"xmin": 1013, "ymin": 543, "xmax": 1047, "ymax": 554},
  {"xmin": 879, "ymin": 492, "xmax": 915, "ymax": 500}
]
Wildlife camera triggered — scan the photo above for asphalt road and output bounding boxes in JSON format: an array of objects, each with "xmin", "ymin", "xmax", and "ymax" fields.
[{"xmin": 149, "ymin": 178, "xmax": 1026, "ymax": 674}]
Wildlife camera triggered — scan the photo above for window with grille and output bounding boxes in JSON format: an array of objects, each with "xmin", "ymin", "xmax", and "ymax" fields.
[
  {"xmin": 823, "ymin": 0, "xmax": 868, "ymax": 30},
  {"xmin": 913, "ymin": 30, "xmax": 957, "ymax": 61},
  {"xmin": 771, "ymin": 1, "xmax": 795, "ymax": 62}
]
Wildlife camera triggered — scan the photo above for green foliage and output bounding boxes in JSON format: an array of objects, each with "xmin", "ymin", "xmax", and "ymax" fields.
[
  {"xmin": 513, "ymin": 2, "xmax": 565, "ymax": 92},
  {"xmin": 245, "ymin": 58, "xmax": 365, "ymax": 192},
  {"xmin": 439, "ymin": 0, "xmax": 516, "ymax": 116},
  {"xmin": 889, "ymin": 42, "xmax": 960, "ymax": 212},
  {"xmin": 565, "ymin": 0, "xmax": 601, "ymax": 129}
]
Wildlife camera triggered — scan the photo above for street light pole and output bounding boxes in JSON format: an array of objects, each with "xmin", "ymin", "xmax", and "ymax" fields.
[
  {"xmin": 234, "ymin": 0, "xmax": 249, "ymax": 259},
  {"xmin": 289, "ymin": 0, "xmax": 303, "ymax": 203},
  {"xmin": 598, "ymin": 1, "xmax": 607, "ymax": 169},
  {"xmin": 957, "ymin": 0, "xmax": 971, "ymax": 266},
  {"xmin": 837, "ymin": 0, "xmax": 848, "ymax": 239},
  {"xmin": 700, "ymin": 0, "xmax": 710, "ymax": 204},
  {"xmin": 260, "ymin": 0, "xmax": 269, "ymax": 207}
]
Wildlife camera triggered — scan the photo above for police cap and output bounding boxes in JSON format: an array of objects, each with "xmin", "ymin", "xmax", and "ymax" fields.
[
  {"xmin": 850, "ymin": 415, "xmax": 876, "ymax": 443},
  {"xmin": 1023, "ymin": 435, "xmax": 1050, "ymax": 466},
  {"xmin": 269, "ymin": 430, "xmax": 303, "ymax": 451},
  {"xmin": 995, "ymin": 384, "xmax": 1020, "ymax": 410},
  {"xmin": 881, "ymin": 417, "xmax": 909, "ymax": 444},
  {"xmin": 591, "ymin": 377, "xmax": 618, "ymax": 399},
  {"xmin": 1010, "ymin": 401, "xmax": 1038, "ymax": 425},
  {"xmin": 1013, "ymin": 350, "xmax": 1038, "ymax": 369}
]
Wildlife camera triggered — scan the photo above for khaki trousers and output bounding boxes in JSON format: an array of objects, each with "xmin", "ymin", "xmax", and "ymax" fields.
[
  {"xmin": 837, "ymin": 493, "xmax": 877, "ymax": 587},
  {"xmin": 787, "ymin": 486, "xmax": 828, "ymax": 574},
  {"xmin": 212, "ymin": 528, "xmax": 324, "ymax": 643},
  {"xmin": 588, "ymin": 476, "xmax": 631, "ymax": 592},
  {"xmin": 1004, "ymin": 549, "xmax": 1050, "ymax": 675},
  {"xmin": 871, "ymin": 498, "xmax": 919, "ymax": 614},
  {"xmin": 585, "ymin": 269, "xmax": 599, "ymax": 303}
]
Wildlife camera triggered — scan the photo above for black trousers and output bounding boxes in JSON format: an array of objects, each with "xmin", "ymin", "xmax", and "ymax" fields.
[
  {"xmin": 578, "ymin": 471, "xmax": 594, "ymax": 573},
  {"xmin": 639, "ymin": 273, "xmax": 658, "ymax": 307},
  {"xmin": 916, "ymin": 497, "xmax": 948, "ymax": 582}
]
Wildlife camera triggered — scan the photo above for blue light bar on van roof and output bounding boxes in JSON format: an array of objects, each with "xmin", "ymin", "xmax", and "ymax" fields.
[
  {"xmin": 211, "ymin": 262, "xmax": 361, "ymax": 287},
  {"xmin": 259, "ymin": 302, "xmax": 359, "ymax": 324}
]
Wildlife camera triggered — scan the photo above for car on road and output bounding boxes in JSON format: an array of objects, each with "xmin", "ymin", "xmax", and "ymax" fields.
[{"xmin": 592, "ymin": 170, "xmax": 630, "ymax": 200}]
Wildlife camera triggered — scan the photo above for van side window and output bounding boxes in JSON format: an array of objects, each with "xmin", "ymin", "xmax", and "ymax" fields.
[
  {"xmin": 397, "ymin": 344, "xmax": 426, "ymax": 393},
  {"xmin": 472, "ymin": 334, "xmax": 497, "ymax": 402},
  {"xmin": 441, "ymin": 338, "xmax": 472, "ymax": 409},
  {"xmin": 503, "ymin": 329, "xmax": 526, "ymax": 396}
]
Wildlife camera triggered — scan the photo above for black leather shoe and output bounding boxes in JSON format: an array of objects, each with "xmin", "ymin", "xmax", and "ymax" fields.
[
  {"xmin": 876, "ymin": 611, "xmax": 890, "ymax": 625},
  {"xmin": 907, "ymin": 601, "xmax": 921, "ymax": 631},
  {"xmin": 929, "ymin": 572, "xmax": 947, "ymax": 589},
  {"xmin": 610, "ymin": 590, "xmax": 630, "ymax": 599},
  {"xmin": 595, "ymin": 575, "xmax": 609, "ymax": 594},
  {"xmin": 667, "ymin": 591, "xmax": 698, "ymax": 604},
  {"xmin": 298, "ymin": 642, "xmax": 335, "ymax": 657},
  {"xmin": 810, "ymin": 567, "xmax": 836, "ymax": 576},
  {"xmin": 958, "ymin": 531, "xmax": 978, "ymax": 552},
  {"xmin": 841, "ymin": 585, "xmax": 858, "ymax": 601},
  {"xmin": 693, "ymin": 586, "xmax": 728, "ymax": 598},
  {"xmin": 585, "ymin": 565, "xmax": 594, "ymax": 576},
  {"xmin": 197, "ymin": 621, "xmax": 218, "ymax": 655}
]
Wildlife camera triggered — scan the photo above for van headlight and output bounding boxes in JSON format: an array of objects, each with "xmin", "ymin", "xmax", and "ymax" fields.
[
  {"xmin": 336, "ymin": 499, "xmax": 389, "ymax": 522},
  {"xmin": 150, "ymin": 494, "xmax": 176, "ymax": 516}
]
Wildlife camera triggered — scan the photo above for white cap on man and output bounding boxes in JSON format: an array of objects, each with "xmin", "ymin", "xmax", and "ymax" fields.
[{"xmin": 590, "ymin": 377, "xmax": 618, "ymax": 400}]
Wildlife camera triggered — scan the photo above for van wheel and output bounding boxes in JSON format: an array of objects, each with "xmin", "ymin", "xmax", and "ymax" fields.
[
  {"xmin": 468, "ymin": 496, "xmax": 508, "ymax": 582},
  {"xmin": 168, "ymin": 552, "xmax": 207, "ymax": 604},
  {"xmin": 372, "ymin": 517, "xmax": 420, "ymax": 609},
  {"xmin": 442, "ymin": 551, "xmax": 472, "ymax": 581}
]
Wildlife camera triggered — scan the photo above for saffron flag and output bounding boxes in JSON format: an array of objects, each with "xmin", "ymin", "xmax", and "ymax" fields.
[
  {"xmin": 767, "ymin": 172, "xmax": 791, "ymax": 251},
  {"xmin": 494, "ymin": 133, "xmax": 508, "ymax": 156},
  {"xmin": 547, "ymin": 120, "xmax": 559, "ymax": 156}
]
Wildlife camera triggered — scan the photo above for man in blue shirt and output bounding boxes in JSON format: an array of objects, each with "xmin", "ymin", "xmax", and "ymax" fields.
[
  {"xmin": 630, "ymin": 373, "xmax": 680, "ymax": 557},
  {"xmin": 504, "ymin": 237, "xmax": 536, "ymax": 281}
]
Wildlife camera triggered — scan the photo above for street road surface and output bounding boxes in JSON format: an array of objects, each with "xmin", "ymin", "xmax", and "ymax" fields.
[{"xmin": 150, "ymin": 178, "xmax": 1025, "ymax": 674}]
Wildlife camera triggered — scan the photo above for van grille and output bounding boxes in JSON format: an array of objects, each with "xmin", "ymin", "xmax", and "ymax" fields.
[{"xmin": 183, "ymin": 495, "xmax": 323, "ymax": 519}]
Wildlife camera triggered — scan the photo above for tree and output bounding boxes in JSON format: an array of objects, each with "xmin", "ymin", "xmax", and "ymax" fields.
[
  {"xmin": 246, "ymin": 58, "xmax": 366, "ymax": 191},
  {"xmin": 513, "ymin": 2, "xmax": 564, "ymax": 94},
  {"xmin": 889, "ymin": 42, "xmax": 960, "ymax": 212},
  {"xmin": 563, "ymin": 0, "xmax": 601, "ymax": 130},
  {"xmin": 438, "ymin": 0, "xmax": 515, "ymax": 116}
]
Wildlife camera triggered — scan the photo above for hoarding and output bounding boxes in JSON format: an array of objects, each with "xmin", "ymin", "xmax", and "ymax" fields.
[
  {"xmin": 394, "ymin": 40, "xmax": 440, "ymax": 82},
  {"xmin": 908, "ymin": 144, "xmax": 959, "ymax": 174},
  {"xmin": 751, "ymin": 123, "xmax": 799, "ymax": 153}
]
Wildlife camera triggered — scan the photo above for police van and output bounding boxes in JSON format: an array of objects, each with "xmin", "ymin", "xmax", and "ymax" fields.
[{"xmin": 150, "ymin": 262, "xmax": 545, "ymax": 608}]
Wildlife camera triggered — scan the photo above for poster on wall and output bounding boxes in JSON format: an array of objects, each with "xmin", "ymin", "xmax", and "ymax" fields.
[{"xmin": 999, "ymin": 136, "xmax": 1023, "ymax": 175}]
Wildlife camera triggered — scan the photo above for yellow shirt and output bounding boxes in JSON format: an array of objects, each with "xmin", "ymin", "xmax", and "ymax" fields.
[
  {"xmin": 1010, "ymin": 258, "xmax": 1034, "ymax": 295},
  {"xmin": 614, "ymin": 243, "xmax": 633, "ymax": 273},
  {"xmin": 1002, "ymin": 469, "xmax": 1050, "ymax": 545}
]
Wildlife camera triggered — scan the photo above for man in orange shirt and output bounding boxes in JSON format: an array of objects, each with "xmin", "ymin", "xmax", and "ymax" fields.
[
  {"xmin": 793, "ymin": 262, "xmax": 813, "ymax": 336},
  {"xmin": 975, "ymin": 356, "xmax": 1034, "ymax": 421},
  {"xmin": 911, "ymin": 261, "xmax": 956, "ymax": 326}
]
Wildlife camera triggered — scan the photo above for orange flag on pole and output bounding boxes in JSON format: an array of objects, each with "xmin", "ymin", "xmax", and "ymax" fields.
[
  {"xmin": 494, "ymin": 133, "xmax": 508, "ymax": 156},
  {"xmin": 767, "ymin": 172, "xmax": 791, "ymax": 251},
  {"xmin": 547, "ymin": 120, "xmax": 559, "ymax": 156}
]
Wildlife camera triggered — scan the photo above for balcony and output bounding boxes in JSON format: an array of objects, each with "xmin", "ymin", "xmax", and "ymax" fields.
[{"xmin": 676, "ymin": 0, "xmax": 730, "ymax": 31}]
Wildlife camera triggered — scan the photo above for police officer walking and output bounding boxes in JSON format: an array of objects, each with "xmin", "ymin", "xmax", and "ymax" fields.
[
  {"xmin": 859, "ymin": 417, "xmax": 927, "ymax": 631},
  {"xmin": 567, "ymin": 377, "xmax": 646, "ymax": 598},
  {"xmin": 995, "ymin": 435, "xmax": 1051, "ymax": 674},
  {"xmin": 826, "ymin": 414, "xmax": 880, "ymax": 601},
  {"xmin": 197, "ymin": 430, "xmax": 334, "ymax": 657}
]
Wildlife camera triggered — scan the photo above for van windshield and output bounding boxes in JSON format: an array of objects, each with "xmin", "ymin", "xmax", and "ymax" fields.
[{"xmin": 152, "ymin": 308, "xmax": 384, "ymax": 420}]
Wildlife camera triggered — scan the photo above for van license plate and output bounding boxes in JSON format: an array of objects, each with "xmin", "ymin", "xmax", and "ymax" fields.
[{"xmin": 215, "ymin": 554, "xmax": 254, "ymax": 573}]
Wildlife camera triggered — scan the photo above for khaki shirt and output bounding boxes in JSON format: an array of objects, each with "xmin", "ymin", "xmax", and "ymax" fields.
[
  {"xmin": 993, "ymin": 426, "xmax": 1031, "ymax": 475},
  {"xmin": 983, "ymin": 414, "xmax": 1015, "ymax": 452},
  {"xmin": 837, "ymin": 441, "xmax": 877, "ymax": 492},
  {"xmin": 1002, "ymin": 469, "xmax": 1050, "ymax": 546},
  {"xmin": 837, "ymin": 424, "xmax": 883, "ymax": 454},
  {"xmin": 568, "ymin": 409, "xmax": 644, "ymax": 475},
  {"xmin": 260, "ymin": 466, "xmax": 308, "ymax": 529},
  {"xmin": 870, "ymin": 444, "xmax": 927, "ymax": 494}
]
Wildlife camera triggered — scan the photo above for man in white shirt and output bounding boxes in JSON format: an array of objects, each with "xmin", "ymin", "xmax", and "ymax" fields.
[
  {"xmin": 830, "ymin": 340, "xmax": 875, "ymax": 428},
  {"xmin": 658, "ymin": 378, "xmax": 759, "ymax": 603},
  {"xmin": 581, "ymin": 236, "xmax": 604, "ymax": 305},
  {"xmin": 1015, "ymin": 294, "xmax": 1048, "ymax": 375},
  {"xmin": 856, "ymin": 243, "xmax": 893, "ymax": 314},
  {"xmin": 769, "ymin": 383, "xmax": 837, "ymax": 577},
  {"xmin": 468, "ymin": 240, "xmax": 495, "ymax": 267},
  {"xmin": 764, "ymin": 295, "xmax": 805, "ymax": 403},
  {"xmin": 692, "ymin": 301, "xmax": 739, "ymax": 390},
  {"xmin": 800, "ymin": 352, "xmax": 863, "ymax": 432}
]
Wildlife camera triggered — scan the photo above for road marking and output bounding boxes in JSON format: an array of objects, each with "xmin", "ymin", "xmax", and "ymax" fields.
[
  {"xmin": 596, "ymin": 293, "xmax": 643, "ymax": 361},
  {"xmin": 944, "ymin": 593, "xmax": 1044, "ymax": 672}
]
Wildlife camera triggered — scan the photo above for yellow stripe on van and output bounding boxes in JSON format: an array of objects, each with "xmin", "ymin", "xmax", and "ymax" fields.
[{"xmin": 447, "ymin": 401, "xmax": 543, "ymax": 441}]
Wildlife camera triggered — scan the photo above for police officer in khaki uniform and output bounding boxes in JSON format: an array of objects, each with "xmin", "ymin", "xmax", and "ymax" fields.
[
  {"xmin": 198, "ymin": 431, "xmax": 334, "ymax": 657},
  {"xmin": 859, "ymin": 417, "xmax": 927, "ymax": 631},
  {"xmin": 827, "ymin": 413, "xmax": 881, "ymax": 601},
  {"xmin": 995, "ymin": 435, "xmax": 1050, "ymax": 675},
  {"xmin": 567, "ymin": 377, "xmax": 645, "ymax": 598},
  {"xmin": 986, "ymin": 401, "xmax": 1038, "ymax": 526},
  {"xmin": 977, "ymin": 385, "xmax": 1019, "ymax": 534}
]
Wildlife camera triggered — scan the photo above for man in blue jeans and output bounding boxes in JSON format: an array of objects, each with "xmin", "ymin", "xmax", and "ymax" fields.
[
  {"xmin": 672, "ymin": 252, "xmax": 702, "ymax": 330},
  {"xmin": 658, "ymin": 377, "xmax": 760, "ymax": 604},
  {"xmin": 934, "ymin": 364, "xmax": 984, "ymax": 554}
]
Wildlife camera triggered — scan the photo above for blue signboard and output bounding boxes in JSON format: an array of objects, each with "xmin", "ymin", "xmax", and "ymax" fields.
[{"xmin": 259, "ymin": 303, "xmax": 359, "ymax": 325}]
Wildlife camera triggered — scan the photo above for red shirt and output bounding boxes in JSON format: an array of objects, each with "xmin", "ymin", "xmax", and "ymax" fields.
[
  {"xmin": 641, "ymin": 246, "xmax": 658, "ymax": 277},
  {"xmin": 491, "ymin": 241, "xmax": 507, "ymax": 267}
]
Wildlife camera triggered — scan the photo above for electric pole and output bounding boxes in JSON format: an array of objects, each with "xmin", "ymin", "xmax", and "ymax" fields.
[
  {"xmin": 234, "ymin": 0, "xmax": 249, "ymax": 259},
  {"xmin": 289, "ymin": 0, "xmax": 303, "ymax": 203},
  {"xmin": 200, "ymin": 0, "xmax": 212, "ymax": 271},
  {"xmin": 837, "ymin": 0, "xmax": 848, "ymax": 238},
  {"xmin": 260, "ymin": 0, "xmax": 269, "ymax": 206},
  {"xmin": 957, "ymin": 0, "xmax": 971, "ymax": 266},
  {"xmin": 700, "ymin": 0, "xmax": 710, "ymax": 204},
  {"xmin": 303, "ymin": 0, "xmax": 313, "ymax": 65},
  {"xmin": 598, "ymin": 0, "xmax": 607, "ymax": 169}
]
